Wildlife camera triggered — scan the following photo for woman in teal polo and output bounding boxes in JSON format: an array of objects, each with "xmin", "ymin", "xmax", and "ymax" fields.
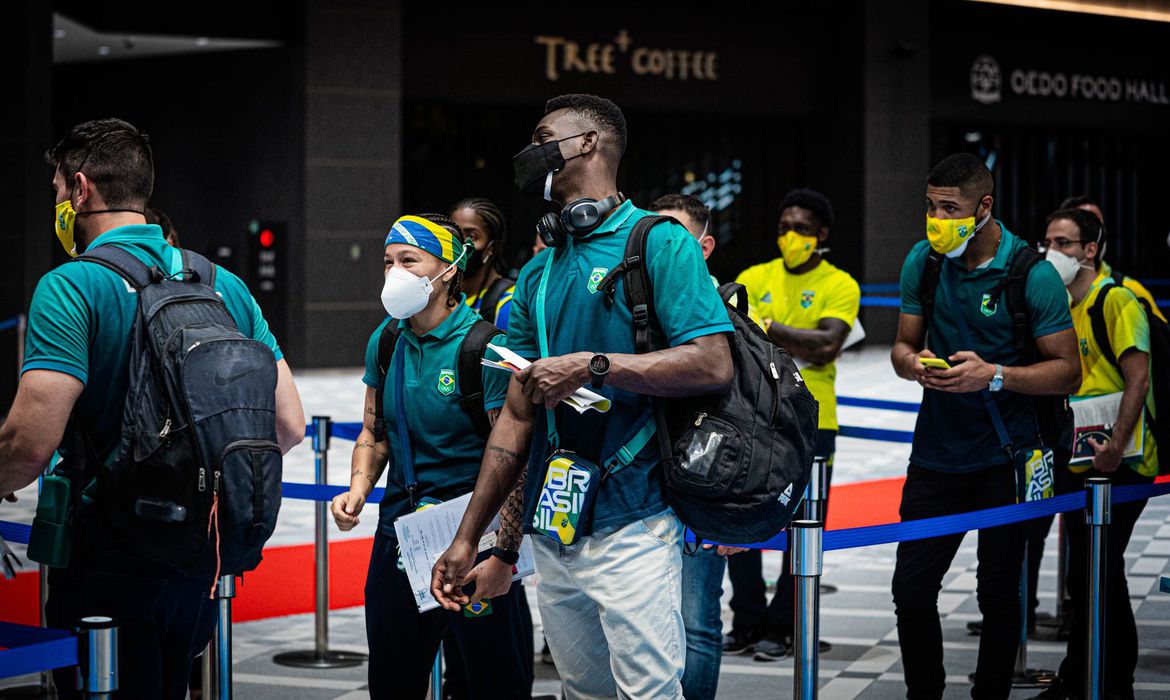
[{"xmin": 329, "ymin": 213, "xmax": 531, "ymax": 699}]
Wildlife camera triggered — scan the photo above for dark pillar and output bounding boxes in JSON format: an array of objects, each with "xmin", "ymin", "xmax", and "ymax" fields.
[
  {"xmin": 301, "ymin": 0, "xmax": 403, "ymax": 367},
  {"xmin": 862, "ymin": 0, "xmax": 931, "ymax": 343},
  {"xmin": 0, "ymin": 0, "xmax": 52, "ymax": 411}
]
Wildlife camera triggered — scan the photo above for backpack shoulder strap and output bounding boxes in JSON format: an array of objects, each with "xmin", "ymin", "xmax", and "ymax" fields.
[
  {"xmin": 74, "ymin": 245, "xmax": 155, "ymax": 290},
  {"xmin": 373, "ymin": 321, "xmax": 402, "ymax": 443},
  {"xmin": 477, "ymin": 277, "xmax": 515, "ymax": 324},
  {"xmin": 718, "ymin": 282, "xmax": 749, "ymax": 315},
  {"xmin": 179, "ymin": 249, "xmax": 217, "ymax": 288},
  {"xmin": 918, "ymin": 249, "xmax": 944, "ymax": 323},
  {"xmin": 1003, "ymin": 245, "xmax": 1043, "ymax": 357},
  {"xmin": 457, "ymin": 319, "xmax": 505, "ymax": 439},
  {"xmin": 1089, "ymin": 283, "xmax": 1123, "ymax": 369},
  {"xmin": 596, "ymin": 214, "xmax": 672, "ymax": 354}
]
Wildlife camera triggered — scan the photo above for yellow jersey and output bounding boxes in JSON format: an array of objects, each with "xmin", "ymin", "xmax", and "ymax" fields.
[
  {"xmin": 1099, "ymin": 260, "xmax": 1166, "ymax": 322},
  {"xmin": 1070, "ymin": 270, "xmax": 1157, "ymax": 476},
  {"xmin": 735, "ymin": 258, "xmax": 860, "ymax": 431}
]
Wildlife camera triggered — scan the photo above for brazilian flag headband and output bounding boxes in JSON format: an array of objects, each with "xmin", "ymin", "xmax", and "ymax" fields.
[{"xmin": 385, "ymin": 215, "xmax": 473, "ymax": 271}]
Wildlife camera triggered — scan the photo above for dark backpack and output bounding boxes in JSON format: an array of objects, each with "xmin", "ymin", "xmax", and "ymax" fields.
[
  {"xmin": 1088, "ymin": 282, "xmax": 1170, "ymax": 475},
  {"xmin": 371, "ymin": 318, "xmax": 503, "ymax": 442},
  {"xmin": 919, "ymin": 245, "xmax": 1075, "ymax": 468},
  {"xmin": 598, "ymin": 215, "xmax": 819, "ymax": 544},
  {"xmin": 476, "ymin": 277, "xmax": 516, "ymax": 326},
  {"xmin": 73, "ymin": 246, "xmax": 282, "ymax": 577}
]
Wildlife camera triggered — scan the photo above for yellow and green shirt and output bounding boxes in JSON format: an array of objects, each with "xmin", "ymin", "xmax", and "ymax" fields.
[
  {"xmin": 736, "ymin": 258, "xmax": 860, "ymax": 431},
  {"xmin": 1070, "ymin": 270, "xmax": 1158, "ymax": 476},
  {"xmin": 1099, "ymin": 260, "xmax": 1166, "ymax": 323}
]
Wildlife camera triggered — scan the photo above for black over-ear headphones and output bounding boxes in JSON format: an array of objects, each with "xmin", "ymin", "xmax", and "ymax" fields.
[{"xmin": 536, "ymin": 193, "xmax": 626, "ymax": 248}]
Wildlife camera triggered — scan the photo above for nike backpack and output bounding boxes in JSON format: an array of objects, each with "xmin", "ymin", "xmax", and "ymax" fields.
[
  {"xmin": 75, "ymin": 246, "xmax": 282, "ymax": 577},
  {"xmin": 598, "ymin": 215, "xmax": 819, "ymax": 543}
]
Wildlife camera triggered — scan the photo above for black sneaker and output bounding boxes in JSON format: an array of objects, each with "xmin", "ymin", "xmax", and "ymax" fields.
[
  {"xmin": 777, "ymin": 634, "xmax": 832, "ymax": 656},
  {"xmin": 540, "ymin": 641, "xmax": 555, "ymax": 665},
  {"xmin": 752, "ymin": 636, "xmax": 789, "ymax": 661},
  {"xmin": 722, "ymin": 629, "xmax": 762, "ymax": 655}
]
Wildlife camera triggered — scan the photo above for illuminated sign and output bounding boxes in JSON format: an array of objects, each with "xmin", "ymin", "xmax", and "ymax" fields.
[{"xmin": 535, "ymin": 30, "xmax": 719, "ymax": 82}]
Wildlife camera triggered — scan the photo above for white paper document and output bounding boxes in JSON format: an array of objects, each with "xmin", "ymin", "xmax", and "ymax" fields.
[
  {"xmin": 482, "ymin": 343, "xmax": 612, "ymax": 414},
  {"xmin": 1070, "ymin": 392, "xmax": 1144, "ymax": 467},
  {"xmin": 394, "ymin": 492, "xmax": 535, "ymax": 613}
]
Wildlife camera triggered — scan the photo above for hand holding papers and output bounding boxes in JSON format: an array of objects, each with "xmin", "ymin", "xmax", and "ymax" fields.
[
  {"xmin": 482, "ymin": 343, "xmax": 612, "ymax": 414},
  {"xmin": 1070, "ymin": 392, "xmax": 1145, "ymax": 467}
]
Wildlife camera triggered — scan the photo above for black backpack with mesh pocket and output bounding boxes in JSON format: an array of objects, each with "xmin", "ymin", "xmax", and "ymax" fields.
[{"xmin": 598, "ymin": 215, "xmax": 819, "ymax": 543}]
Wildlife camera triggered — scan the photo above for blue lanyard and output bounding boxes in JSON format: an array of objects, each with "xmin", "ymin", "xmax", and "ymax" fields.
[
  {"xmin": 392, "ymin": 334, "xmax": 417, "ymax": 499},
  {"xmin": 536, "ymin": 252, "xmax": 558, "ymax": 448}
]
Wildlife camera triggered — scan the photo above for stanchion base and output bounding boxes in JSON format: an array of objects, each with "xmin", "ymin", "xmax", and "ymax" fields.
[
  {"xmin": 273, "ymin": 650, "xmax": 367, "ymax": 669},
  {"xmin": 1011, "ymin": 669, "xmax": 1057, "ymax": 689},
  {"xmin": 819, "ymin": 582, "xmax": 838, "ymax": 595}
]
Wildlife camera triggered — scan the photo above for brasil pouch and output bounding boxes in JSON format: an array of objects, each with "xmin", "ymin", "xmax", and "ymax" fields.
[{"xmin": 531, "ymin": 449, "xmax": 602, "ymax": 546}]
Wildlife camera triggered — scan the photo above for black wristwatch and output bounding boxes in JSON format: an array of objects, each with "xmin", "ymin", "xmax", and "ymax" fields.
[
  {"xmin": 589, "ymin": 353, "xmax": 610, "ymax": 389},
  {"xmin": 491, "ymin": 546, "xmax": 520, "ymax": 566}
]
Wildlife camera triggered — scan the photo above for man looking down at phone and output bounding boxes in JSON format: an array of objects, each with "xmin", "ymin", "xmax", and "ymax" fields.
[{"xmin": 889, "ymin": 153, "xmax": 1080, "ymax": 700}]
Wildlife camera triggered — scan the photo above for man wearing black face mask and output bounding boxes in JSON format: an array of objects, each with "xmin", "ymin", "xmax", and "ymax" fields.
[{"xmin": 432, "ymin": 94, "xmax": 736, "ymax": 698}]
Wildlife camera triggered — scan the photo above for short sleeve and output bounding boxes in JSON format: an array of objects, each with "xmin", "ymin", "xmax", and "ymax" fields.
[
  {"xmin": 214, "ymin": 267, "xmax": 283, "ymax": 362},
  {"xmin": 504, "ymin": 254, "xmax": 543, "ymax": 361},
  {"xmin": 735, "ymin": 265, "xmax": 766, "ymax": 309},
  {"xmin": 820, "ymin": 272, "xmax": 860, "ymax": 326},
  {"xmin": 899, "ymin": 242, "xmax": 928, "ymax": 317},
  {"xmin": 362, "ymin": 317, "xmax": 395, "ymax": 388},
  {"xmin": 481, "ymin": 335, "xmax": 510, "ymax": 412},
  {"xmin": 1024, "ymin": 259, "xmax": 1074, "ymax": 338},
  {"xmin": 646, "ymin": 222, "xmax": 734, "ymax": 346},
  {"xmin": 21, "ymin": 271, "xmax": 91, "ymax": 383},
  {"xmin": 1104, "ymin": 287, "xmax": 1150, "ymax": 359}
]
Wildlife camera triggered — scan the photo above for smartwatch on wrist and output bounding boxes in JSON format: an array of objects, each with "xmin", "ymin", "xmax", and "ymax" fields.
[
  {"xmin": 491, "ymin": 546, "xmax": 520, "ymax": 566},
  {"xmin": 589, "ymin": 353, "xmax": 610, "ymax": 389}
]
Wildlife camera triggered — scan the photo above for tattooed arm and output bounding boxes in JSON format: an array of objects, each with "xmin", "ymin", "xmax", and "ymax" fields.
[
  {"xmin": 330, "ymin": 386, "xmax": 391, "ymax": 531},
  {"xmin": 432, "ymin": 377, "xmax": 535, "ymax": 609}
]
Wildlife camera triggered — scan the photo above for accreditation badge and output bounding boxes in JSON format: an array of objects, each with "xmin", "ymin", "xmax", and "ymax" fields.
[{"xmin": 532, "ymin": 450, "xmax": 602, "ymax": 546}]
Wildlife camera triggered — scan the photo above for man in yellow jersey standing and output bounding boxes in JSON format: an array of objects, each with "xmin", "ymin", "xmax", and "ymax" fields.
[
  {"xmin": 726, "ymin": 188, "xmax": 860, "ymax": 660},
  {"xmin": 1036, "ymin": 207, "xmax": 1157, "ymax": 700}
]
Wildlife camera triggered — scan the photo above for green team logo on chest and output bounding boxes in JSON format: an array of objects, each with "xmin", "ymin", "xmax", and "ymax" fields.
[
  {"xmin": 800, "ymin": 290, "xmax": 815, "ymax": 309},
  {"xmin": 980, "ymin": 293, "xmax": 998, "ymax": 317},
  {"xmin": 437, "ymin": 369, "xmax": 456, "ymax": 396},
  {"xmin": 587, "ymin": 267, "xmax": 608, "ymax": 295}
]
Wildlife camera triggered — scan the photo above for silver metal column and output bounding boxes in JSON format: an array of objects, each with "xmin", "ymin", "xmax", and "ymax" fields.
[
  {"xmin": 1085, "ymin": 477, "xmax": 1111, "ymax": 700},
  {"xmin": 76, "ymin": 616, "xmax": 117, "ymax": 699},
  {"xmin": 201, "ymin": 640, "xmax": 217, "ymax": 700},
  {"xmin": 792, "ymin": 520, "xmax": 823, "ymax": 700},
  {"xmin": 215, "ymin": 575, "xmax": 236, "ymax": 699},
  {"xmin": 430, "ymin": 644, "xmax": 443, "ymax": 700},
  {"xmin": 274, "ymin": 416, "xmax": 365, "ymax": 669}
]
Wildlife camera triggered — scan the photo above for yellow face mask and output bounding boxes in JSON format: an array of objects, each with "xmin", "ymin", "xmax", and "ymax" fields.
[
  {"xmin": 55, "ymin": 199, "xmax": 78, "ymax": 257},
  {"xmin": 926, "ymin": 212, "xmax": 990, "ymax": 259},
  {"xmin": 777, "ymin": 230, "xmax": 819, "ymax": 269}
]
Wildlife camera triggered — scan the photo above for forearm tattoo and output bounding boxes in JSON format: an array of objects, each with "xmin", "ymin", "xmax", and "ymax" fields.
[{"xmin": 494, "ymin": 445, "xmax": 527, "ymax": 551}]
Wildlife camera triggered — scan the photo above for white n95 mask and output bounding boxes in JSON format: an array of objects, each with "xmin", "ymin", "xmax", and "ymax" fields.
[
  {"xmin": 1044, "ymin": 248, "xmax": 1089, "ymax": 287},
  {"xmin": 381, "ymin": 267, "xmax": 434, "ymax": 319}
]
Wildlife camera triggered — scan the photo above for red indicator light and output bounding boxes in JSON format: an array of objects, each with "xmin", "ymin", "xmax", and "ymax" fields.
[{"xmin": 259, "ymin": 229, "xmax": 274, "ymax": 248}]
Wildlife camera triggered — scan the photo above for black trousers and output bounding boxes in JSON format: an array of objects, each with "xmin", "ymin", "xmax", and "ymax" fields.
[
  {"xmin": 1056, "ymin": 466, "xmax": 1152, "ymax": 700},
  {"xmin": 891, "ymin": 463, "xmax": 1025, "ymax": 700},
  {"xmin": 364, "ymin": 531, "xmax": 533, "ymax": 700},
  {"xmin": 727, "ymin": 430, "xmax": 835, "ymax": 640},
  {"xmin": 46, "ymin": 523, "xmax": 217, "ymax": 700}
]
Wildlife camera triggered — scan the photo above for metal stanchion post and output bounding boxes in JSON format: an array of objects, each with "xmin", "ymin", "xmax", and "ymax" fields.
[
  {"xmin": 430, "ymin": 645, "xmax": 443, "ymax": 700},
  {"xmin": 1085, "ymin": 477, "xmax": 1110, "ymax": 700},
  {"xmin": 792, "ymin": 520, "xmax": 823, "ymax": 700},
  {"xmin": 274, "ymin": 417, "xmax": 365, "ymax": 669},
  {"xmin": 1012, "ymin": 540, "xmax": 1055, "ymax": 688},
  {"xmin": 801, "ymin": 459, "xmax": 836, "ymax": 597},
  {"xmin": 76, "ymin": 616, "xmax": 117, "ymax": 700},
  {"xmin": 216, "ymin": 575, "xmax": 236, "ymax": 699},
  {"xmin": 202, "ymin": 640, "xmax": 217, "ymax": 700},
  {"xmin": 1056, "ymin": 513, "xmax": 1068, "ymax": 619}
]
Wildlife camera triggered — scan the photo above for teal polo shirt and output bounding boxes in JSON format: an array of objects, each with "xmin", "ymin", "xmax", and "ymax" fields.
[
  {"xmin": 361, "ymin": 300, "xmax": 509, "ymax": 535},
  {"xmin": 899, "ymin": 225, "xmax": 1073, "ymax": 473},
  {"xmin": 506, "ymin": 199, "xmax": 735, "ymax": 534},
  {"xmin": 22, "ymin": 225, "xmax": 283, "ymax": 466}
]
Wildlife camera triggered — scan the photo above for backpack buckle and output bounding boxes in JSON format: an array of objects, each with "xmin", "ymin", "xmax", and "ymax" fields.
[{"xmin": 632, "ymin": 304, "xmax": 650, "ymax": 328}]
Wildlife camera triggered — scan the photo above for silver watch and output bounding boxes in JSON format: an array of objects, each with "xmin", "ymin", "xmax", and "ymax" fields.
[{"xmin": 989, "ymin": 364, "xmax": 1004, "ymax": 392}]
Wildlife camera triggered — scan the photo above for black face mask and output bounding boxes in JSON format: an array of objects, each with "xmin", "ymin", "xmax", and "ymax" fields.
[
  {"xmin": 512, "ymin": 133, "xmax": 586, "ymax": 200},
  {"xmin": 464, "ymin": 242, "xmax": 492, "ymax": 279}
]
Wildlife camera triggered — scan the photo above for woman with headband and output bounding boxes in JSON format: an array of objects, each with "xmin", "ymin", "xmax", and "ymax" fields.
[{"xmin": 329, "ymin": 213, "xmax": 532, "ymax": 699}]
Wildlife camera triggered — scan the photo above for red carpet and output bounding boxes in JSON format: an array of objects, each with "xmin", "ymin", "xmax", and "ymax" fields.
[{"xmin": 3, "ymin": 473, "xmax": 1165, "ymax": 625}]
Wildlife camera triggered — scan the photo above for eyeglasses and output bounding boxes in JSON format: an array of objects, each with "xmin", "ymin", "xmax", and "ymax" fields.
[{"xmin": 1038, "ymin": 238, "xmax": 1086, "ymax": 253}]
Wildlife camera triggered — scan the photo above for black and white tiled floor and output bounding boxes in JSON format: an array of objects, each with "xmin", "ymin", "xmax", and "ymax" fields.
[{"xmin": 3, "ymin": 348, "xmax": 1168, "ymax": 698}]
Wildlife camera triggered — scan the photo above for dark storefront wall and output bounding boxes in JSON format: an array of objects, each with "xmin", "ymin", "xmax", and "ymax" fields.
[
  {"xmin": 931, "ymin": 0, "xmax": 1170, "ymax": 281},
  {"xmin": 400, "ymin": 2, "xmax": 865, "ymax": 287}
]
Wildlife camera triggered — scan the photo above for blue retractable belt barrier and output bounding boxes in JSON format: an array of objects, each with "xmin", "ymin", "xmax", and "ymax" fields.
[
  {"xmin": 280, "ymin": 482, "xmax": 386, "ymax": 504},
  {"xmin": 0, "ymin": 316, "xmax": 20, "ymax": 333},
  {"xmin": 860, "ymin": 283, "xmax": 900, "ymax": 294},
  {"xmin": 837, "ymin": 396, "xmax": 920, "ymax": 412},
  {"xmin": 838, "ymin": 425, "xmax": 915, "ymax": 443},
  {"xmin": 0, "ymin": 520, "xmax": 31, "ymax": 545},
  {"xmin": 0, "ymin": 622, "xmax": 79, "ymax": 679},
  {"xmin": 859, "ymin": 296, "xmax": 901, "ymax": 308}
]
